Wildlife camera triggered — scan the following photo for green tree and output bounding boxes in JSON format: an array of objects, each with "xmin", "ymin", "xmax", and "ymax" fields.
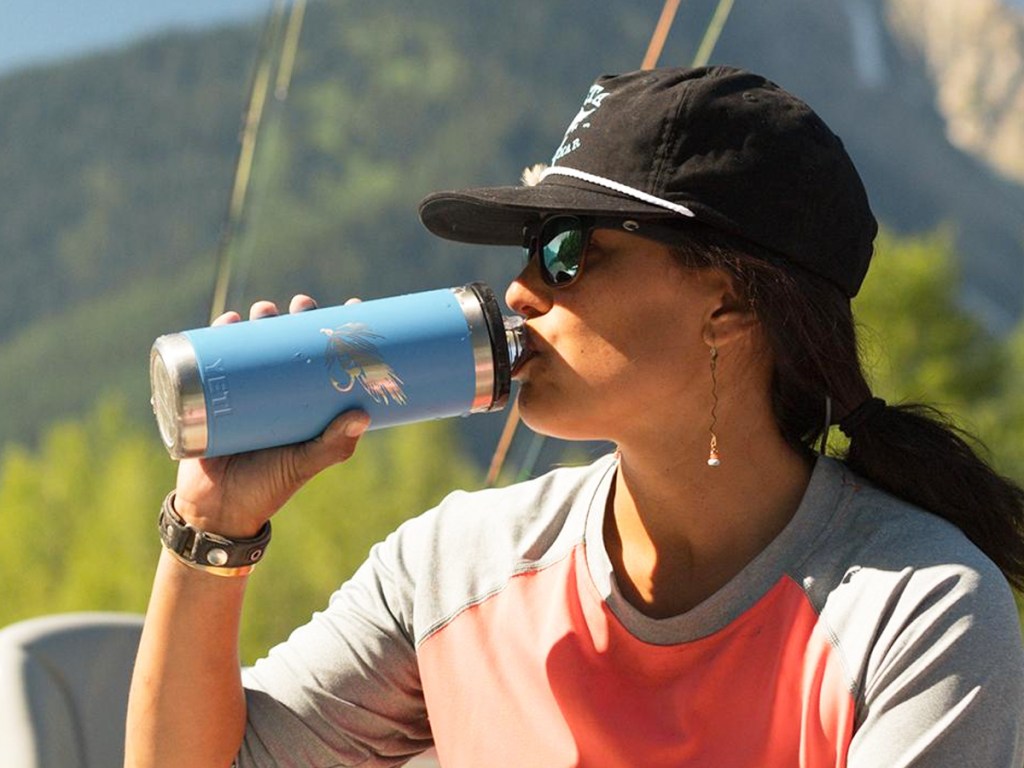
[
  {"xmin": 971, "ymin": 316, "xmax": 1024, "ymax": 482},
  {"xmin": 0, "ymin": 398, "xmax": 481, "ymax": 662},
  {"xmin": 0, "ymin": 399, "xmax": 173, "ymax": 625},
  {"xmin": 854, "ymin": 228, "xmax": 1007, "ymax": 413}
]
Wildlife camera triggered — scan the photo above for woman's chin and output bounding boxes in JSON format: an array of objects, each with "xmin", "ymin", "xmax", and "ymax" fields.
[{"xmin": 516, "ymin": 394, "xmax": 607, "ymax": 444}]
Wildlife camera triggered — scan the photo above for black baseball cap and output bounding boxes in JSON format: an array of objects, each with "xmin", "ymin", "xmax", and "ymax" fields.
[{"xmin": 418, "ymin": 65, "xmax": 878, "ymax": 297}]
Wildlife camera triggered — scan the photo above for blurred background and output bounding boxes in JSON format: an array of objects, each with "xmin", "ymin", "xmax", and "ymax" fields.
[{"xmin": 1, "ymin": 0, "xmax": 1023, "ymax": 664}]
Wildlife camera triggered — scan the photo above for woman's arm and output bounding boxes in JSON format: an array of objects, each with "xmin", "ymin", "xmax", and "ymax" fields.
[
  {"xmin": 126, "ymin": 549, "xmax": 251, "ymax": 768},
  {"xmin": 125, "ymin": 296, "xmax": 370, "ymax": 768}
]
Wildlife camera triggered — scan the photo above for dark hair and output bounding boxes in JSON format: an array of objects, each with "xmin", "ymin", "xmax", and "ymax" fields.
[{"xmin": 670, "ymin": 223, "xmax": 1024, "ymax": 590}]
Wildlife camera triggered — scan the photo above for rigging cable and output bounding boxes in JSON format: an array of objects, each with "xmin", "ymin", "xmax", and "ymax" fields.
[
  {"xmin": 485, "ymin": 0, "xmax": 738, "ymax": 487},
  {"xmin": 208, "ymin": 0, "xmax": 306, "ymax": 322},
  {"xmin": 692, "ymin": 0, "xmax": 736, "ymax": 68},
  {"xmin": 275, "ymin": 0, "xmax": 307, "ymax": 101},
  {"xmin": 642, "ymin": 0, "xmax": 683, "ymax": 70}
]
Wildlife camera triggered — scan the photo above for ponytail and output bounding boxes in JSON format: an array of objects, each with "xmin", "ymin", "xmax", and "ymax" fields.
[{"xmin": 670, "ymin": 224, "xmax": 1024, "ymax": 590}]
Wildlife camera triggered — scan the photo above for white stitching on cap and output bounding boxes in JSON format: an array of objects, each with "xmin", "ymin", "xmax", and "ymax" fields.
[{"xmin": 540, "ymin": 166, "xmax": 696, "ymax": 218}]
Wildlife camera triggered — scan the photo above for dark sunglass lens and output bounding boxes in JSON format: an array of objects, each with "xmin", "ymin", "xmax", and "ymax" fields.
[{"xmin": 540, "ymin": 218, "xmax": 585, "ymax": 285}]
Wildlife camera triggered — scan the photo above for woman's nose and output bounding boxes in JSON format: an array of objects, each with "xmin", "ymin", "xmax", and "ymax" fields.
[{"xmin": 505, "ymin": 255, "xmax": 553, "ymax": 319}]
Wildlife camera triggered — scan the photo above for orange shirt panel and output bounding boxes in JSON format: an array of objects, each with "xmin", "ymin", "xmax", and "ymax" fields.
[{"xmin": 419, "ymin": 546, "xmax": 854, "ymax": 767}]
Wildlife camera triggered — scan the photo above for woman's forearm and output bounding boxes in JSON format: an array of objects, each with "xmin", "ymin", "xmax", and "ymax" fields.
[{"xmin": 125, "ymin": 550, "xmax": 251, "ymax": 768}]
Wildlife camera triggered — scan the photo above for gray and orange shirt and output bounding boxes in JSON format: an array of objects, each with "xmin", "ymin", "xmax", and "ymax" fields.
[{"xmin": 239, "ymin": 455, "xmax": 1024, "ymax": 767}]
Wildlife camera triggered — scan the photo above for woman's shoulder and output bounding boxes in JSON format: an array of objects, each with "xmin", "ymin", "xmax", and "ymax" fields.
[
  {"xmin": 407, "ymin": 453, "xmax": 616, "ymax": 563},
  {"xmin": 804, "ymin": 456, "xmax": 1007, "ymax": 581},
  {"xmin": 798, "ymin": 457, "xmax": 1022, "ymax": 673},
  {"xmin": 370, "ymin": 453, "xmax": 617, "ymax": 638}
]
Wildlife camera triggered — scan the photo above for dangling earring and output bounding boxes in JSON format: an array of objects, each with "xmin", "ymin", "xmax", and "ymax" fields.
[{"xmin": 707, "ymin": 346, "xmax": 721, "ymax": 467}]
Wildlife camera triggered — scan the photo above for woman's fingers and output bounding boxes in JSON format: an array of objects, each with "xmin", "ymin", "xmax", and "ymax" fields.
[
  {"xmin": 249, "ymin": 300, "xmax": 279, "ymax": 321},
  {"xmin": 217, "ymin": 295, "xmax": 325, "ymax": 322},
  {"xmin": 211, "ymin": 310, "xmax": 242, "ymax": 327},
  {"xmin": 289, "ymin": 294, "xmax": 318, "ymax": 314}
]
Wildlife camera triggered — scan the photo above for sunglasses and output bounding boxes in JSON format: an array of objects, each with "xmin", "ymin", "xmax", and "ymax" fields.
[{"xmin": 521, "ymin": 214, "xmax": 688, "ymax": 287}]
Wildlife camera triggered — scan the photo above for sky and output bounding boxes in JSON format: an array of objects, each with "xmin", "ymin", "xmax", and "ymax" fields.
[
  {"xmin": 2, "ymin": 0, "xmax": 1023, "ymax": 78},
  {"xmin": 0, "ymin": 0, "xmax": 270, "ymax": 76}
]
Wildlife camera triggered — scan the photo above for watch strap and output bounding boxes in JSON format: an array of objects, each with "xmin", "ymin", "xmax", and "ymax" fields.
[{"xmin": 158, "ymin": 492, "xmax": 271, "ymax": 576}]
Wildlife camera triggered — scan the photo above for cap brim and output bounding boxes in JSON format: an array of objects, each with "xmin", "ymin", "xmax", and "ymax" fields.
[{"xmin": 418, "ymin": 176, "xmax": 674, "ymax": 246}]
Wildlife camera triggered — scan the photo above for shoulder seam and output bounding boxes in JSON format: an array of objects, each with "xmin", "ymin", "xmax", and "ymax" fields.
[
  {"xmin": 785, "ymin": 572, "xmax": 862, "ymax": 703},
  {"xmin": 414, "ymin": 544, "xmax": 582, "ymax": 648}
]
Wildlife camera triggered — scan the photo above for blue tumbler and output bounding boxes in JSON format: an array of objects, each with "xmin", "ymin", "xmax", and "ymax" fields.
[{"xmin": 149, "ymin": 283, "xmax": 528, "ymax": 459}]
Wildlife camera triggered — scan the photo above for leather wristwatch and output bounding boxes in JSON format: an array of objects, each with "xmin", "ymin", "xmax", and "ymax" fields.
[{"xmin": 157, "ymin": 492, "xmax": 271, "ymax": 576}]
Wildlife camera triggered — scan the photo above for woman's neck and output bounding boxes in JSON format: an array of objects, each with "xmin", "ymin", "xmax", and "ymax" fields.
[{"xmin": 606, "ymin": 420, "xmax": 812, "ymax": 618}]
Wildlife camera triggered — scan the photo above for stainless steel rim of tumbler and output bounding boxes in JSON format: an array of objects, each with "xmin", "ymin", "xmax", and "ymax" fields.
[{"xmin": 150, "ymin": 333, "xmax": 208, "ymax": 459}]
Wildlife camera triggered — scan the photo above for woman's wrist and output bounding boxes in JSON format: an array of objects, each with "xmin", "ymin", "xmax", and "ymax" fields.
[
  {"xmin": 158, "ymin": 492, "xmax": 271, "ymax": 577},
  {"xmin": 171, "ymin": 492, "xmax": 268, "ymax": 539}
]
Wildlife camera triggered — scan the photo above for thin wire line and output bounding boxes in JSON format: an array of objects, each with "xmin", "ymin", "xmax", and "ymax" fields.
[
  {"xmin": 275, "ymin": 0, "xmax": 306, "ymax": 101},
  {"xmin": 485, "ymin": 398, "xmax": 521, "ymax": 486},
  {"xmin": 819, "ymin": 395, "xmax": 832, "ymax": 456},
  {"xmin": 692, "ymin": 0, "xmax": 736, "ymax": 67},
  {"xmin": 642, "ymin": 0, "xmax": 683, "ymax": 70},
  {"xmin": 516, "ymin": 431, "xmax": 548, "ymax": 484},
  {"xmin": 209, "ymin": 0, "xmax": 288, "ymax": 322}
]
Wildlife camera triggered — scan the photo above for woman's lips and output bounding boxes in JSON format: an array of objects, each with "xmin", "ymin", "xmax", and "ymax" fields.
[{"xmin": 510, "ymin": 323, "xmax": 539, "ymax": 379}]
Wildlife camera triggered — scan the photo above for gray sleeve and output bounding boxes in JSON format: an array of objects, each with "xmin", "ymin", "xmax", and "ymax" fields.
[
  {"xmin": 847, "ymin": 563, "xmax": 1024, "ymax": 767},
  {"xmin": 230, "ymin": 462, "xmax": 598, "ymax": 768},
  {"xmin": 236, "ymin": 513, "xmax": 433, "ymax": 768}
]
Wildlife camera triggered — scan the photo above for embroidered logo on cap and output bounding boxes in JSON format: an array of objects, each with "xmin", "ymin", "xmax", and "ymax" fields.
[{"xmin": 552, "ymin": 84, "xmax": 610, "ymax": 163}]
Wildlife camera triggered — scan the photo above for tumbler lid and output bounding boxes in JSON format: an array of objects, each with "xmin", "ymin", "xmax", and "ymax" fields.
[{"xmin": 452, "ymin": 283, "xmax": 516, "ymax": 413}]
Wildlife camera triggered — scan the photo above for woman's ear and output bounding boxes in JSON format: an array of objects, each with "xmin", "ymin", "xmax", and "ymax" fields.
[{"xmin": 701, "ymin": 270, "xmax": 758, "ymax": 349}]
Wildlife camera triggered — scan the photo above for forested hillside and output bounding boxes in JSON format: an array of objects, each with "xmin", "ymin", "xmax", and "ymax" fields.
[{"xmin": 2, "ymin": 0, "xmax": 1024, "ymax": 455}]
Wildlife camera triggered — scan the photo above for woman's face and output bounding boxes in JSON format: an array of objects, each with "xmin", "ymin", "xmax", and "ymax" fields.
[{"xmin": 505, "ymin": 227, "xmax": 729, "ymax": 444}]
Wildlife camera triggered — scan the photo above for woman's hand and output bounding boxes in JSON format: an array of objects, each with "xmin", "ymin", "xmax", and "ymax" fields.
[{"xmin": 172, "ymin": 294, "xmax": 370, "ymax": 537}]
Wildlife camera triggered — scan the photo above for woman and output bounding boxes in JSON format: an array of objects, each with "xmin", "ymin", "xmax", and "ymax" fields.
[{"xmin": 126, "ymin": 66, "xmax": 1024, "ymax": 767}]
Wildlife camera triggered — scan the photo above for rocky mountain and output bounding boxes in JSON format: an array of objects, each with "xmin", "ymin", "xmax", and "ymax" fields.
[{"xmin": 885, "ymin": 0, "xmax": 1024, "ymax": 184}]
